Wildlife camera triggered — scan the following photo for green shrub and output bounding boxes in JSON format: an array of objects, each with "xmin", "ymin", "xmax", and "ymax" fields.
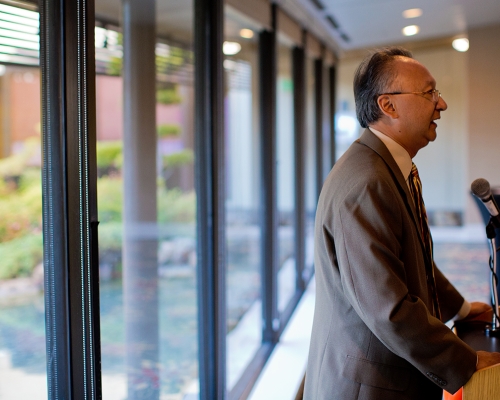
[
  {"xmin": 97, "ymin": 176, "xmax": 123, "ymax": 223},
  {"xmin": 156, "ymin": 47, "xmax": 187, "ymax": 74},
  {"xmin": 0, "ymin": 234, "xmax": 43, "ymax": 279},
  {"xmin": 162, "ymin": 149, "xmax": 194, "ymax": 168},
  {"xmin": 158, "ymin": 188, "xmax": 196, "ymax": 223},
  {"xmin": 17, "ymin": 168, "xmax": 42, "ymax": 191},
  {"xmin": 97, "ymin": 176, "xmax": 195, "ymax": 224},
  {"xmin": 0, "ymin": 153, "xmax": 26, "ymax": 178},
  {"xmin": 107, "ymin": 56, "xmax": 122, "ymax": 76},
  {"xmin": 0, "ymin": 177, "xmax": 7, "ymax": 196},
  {"xmin": 0, "ymin": 136, "xmax": 40, "ymax": 179},
  {"xmin": 98, "ymin": 222, "xmax": 122, "ymax": 251},
  {"xmin": 96, "ymin": 141, "xmax": 123, "ymax": 170},
  {"xmin": 156, "ymin": 88, "xmax": 182, "ymax": 105},
  {"xmin": 157, "ymin": 124, "xmax": 181, "ymax": 138},
  {"xmin": 0, "ymin": 169, "xmax": 42, "ymax": 242}
]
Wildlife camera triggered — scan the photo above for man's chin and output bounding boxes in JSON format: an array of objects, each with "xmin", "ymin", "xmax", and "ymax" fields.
[
  {"xmin": 417, "ymin": 135, "xmax": 435, "ymax": 153},
  {"xmin": 427, "ymin": 130, "xmax": 437, "ymax": 142}
]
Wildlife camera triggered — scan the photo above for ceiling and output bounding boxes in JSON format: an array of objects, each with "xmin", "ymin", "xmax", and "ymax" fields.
[
  {"xmin": 95, "ymin": 0, "xmax": 500, "ymax": 56},
  {"xmin": 291, "ymin": 0, "xmax": 500, "ymax": 53}
]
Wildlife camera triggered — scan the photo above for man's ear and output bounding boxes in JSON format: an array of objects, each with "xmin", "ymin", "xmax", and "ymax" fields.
[{"xmin": 377, "ymin": 95, "xmax": 398, "ymax": 119}]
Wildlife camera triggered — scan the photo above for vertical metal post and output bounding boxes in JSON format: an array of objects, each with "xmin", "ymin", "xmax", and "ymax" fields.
[
  {"xmin": 293, "ymin": 45, "xmax": 306, "ymax": 292},
  {"xmin": 40, "ymin": 0, "xmax": 101, "ymax": 398},
  {"xmin": 122, "ymin": 0, "xmax": 159, "ymax": 398},
  {"xmin": 329, "ymin": 65, "xmax": 337, "ymax": 166},
  {"xmin": 314, "ymin": 58, "xmax": 323, "ymax": 198},
  {"xmin": 259, "ymin": 3, "xmax": 279, "ymax": 344},
  {"xmin": 40, "ymin": 1, "xmax": 71, "ymax": 398},
  {"xmin": 64, "ymin": 0, "xmax": 101, "ymax": 396},
  {"xmin": 195, "ymin": 0, "xmax": 226, "ymax": 397}
]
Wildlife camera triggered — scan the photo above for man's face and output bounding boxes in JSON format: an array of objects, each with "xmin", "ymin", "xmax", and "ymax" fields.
[{"xmin": 388, "ymin": 58, "xmax": 448, "ymax": 157}]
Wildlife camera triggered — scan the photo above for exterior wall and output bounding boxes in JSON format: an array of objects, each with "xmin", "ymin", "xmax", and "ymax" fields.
[
  {"xmin": 466, "ymin": 24, "xmax": 500, "ymax": 224},
  {"xmin": 8, "ymin": 68, "xmax": 41, "ymax": 153},
  {"xmin": 0, "ymin": 67, "xmax": 41, "ymax": 159},
  {"xmin": 96, "ymin": 74, "xmax": 123, "ymax": 141},
  {"xmin": 412, "ymin": 48, "xmax": 468, "ymax": 221},
  {"xmin": 95, "ymin": 74, "xmax": 186, "ymax": 142}
]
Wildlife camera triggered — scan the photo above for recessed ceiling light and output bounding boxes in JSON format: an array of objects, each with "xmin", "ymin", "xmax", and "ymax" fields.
[
  {"xmin": 402, "ymin": 25, "xmax": 420, "ymax": 36},
  {"xmin": 452, "ymin": 38, "xmax": 469, "ymax": 52},
  {"xmin": 403, "ymin": 8, "xmax": 423, "ymax": 19},
  {"xmin": 239, "ymin": 29, "xmax": 254, "ymax": 39},
  {"xmin": 223, "ymin": 41, "xmax": 241, "ymax": 56}
]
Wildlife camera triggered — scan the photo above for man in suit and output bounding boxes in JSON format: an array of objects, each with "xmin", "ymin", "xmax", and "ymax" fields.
[{"xmin": 304, "ymin": 47, "xmax": 500, "ymax": 399}]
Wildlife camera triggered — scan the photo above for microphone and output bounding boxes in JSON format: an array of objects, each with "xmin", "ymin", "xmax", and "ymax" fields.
[
  {"xmin": 472, "ymin": 178, "xmax": 500, "ymax": 334},
  {"xmin": 471, "ymin": 178, "xmax": 500, "ymax": 227}
]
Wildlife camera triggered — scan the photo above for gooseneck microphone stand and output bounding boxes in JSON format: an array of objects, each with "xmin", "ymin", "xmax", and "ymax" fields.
[
  {"xmin": 485, "ymin": 219, "xmax": 500, "ymax": 336},
  {"xmin": 470, "ymin": 178, "xmax": 500, "ymax": 336}
]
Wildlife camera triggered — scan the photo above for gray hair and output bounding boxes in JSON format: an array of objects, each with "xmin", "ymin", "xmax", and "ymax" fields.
[{"xmin": 353, "ymin": 47, "xmax": 413, "ymax": 128}]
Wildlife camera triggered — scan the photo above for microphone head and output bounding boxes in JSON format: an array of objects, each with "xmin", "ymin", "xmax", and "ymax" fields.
[{"xmin": 471, "ymin": 178, "xmax": 491, "ymax": 200}]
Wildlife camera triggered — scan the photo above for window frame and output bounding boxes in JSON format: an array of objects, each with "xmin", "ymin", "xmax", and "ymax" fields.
[
  {"xmin": 38, "ymin": 0, "xmax": 337, "ymax": 398},
  {"xmin": 40, "ymin": 0, "xmax": 101, "ymax": 398}
]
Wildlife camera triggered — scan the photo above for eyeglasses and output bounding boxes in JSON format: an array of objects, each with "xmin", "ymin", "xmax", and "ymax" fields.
[{"xmin": 379, "ymin": 89, "xmax": 442, "ymax": 103}]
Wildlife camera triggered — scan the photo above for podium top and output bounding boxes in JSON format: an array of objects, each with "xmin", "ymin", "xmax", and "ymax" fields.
[
  {"xmin": 463, "ymin": 363, "xmax": 500, "ymax": 400},
  {"xmin": 455, "ymin": 319, "xmax": 500, "ymax": 353}
]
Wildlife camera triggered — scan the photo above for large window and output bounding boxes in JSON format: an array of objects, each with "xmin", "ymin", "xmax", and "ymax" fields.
[
  {"xmin": 9, "ymin": 0, "xmax": 336, "ymax": 398},
  {"xmin": 223, "ymin": 6, "xmax": 263, "ymax": 393},
  {"xmin": 0, "ymin": 3, "xmax": 46, "ymax": 399},
  {"xmin": 94, "ymin": 1, "xmax": 197, "ymax": 398}
]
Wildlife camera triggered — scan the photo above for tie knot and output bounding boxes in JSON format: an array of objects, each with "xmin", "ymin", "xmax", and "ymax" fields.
[{"xmin": 411, "ymin": 163, "xmax": 419, "ymax": 179}]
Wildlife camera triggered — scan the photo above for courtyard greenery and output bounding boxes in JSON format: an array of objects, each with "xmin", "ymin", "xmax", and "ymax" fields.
[
  {"xmin": 157, "ymin": 123, "xmax": 181, "ymax": 138},
  {"xmin": 0, "ymin": 138, "xmax": 43, "ymax": 279},
  {"xmin": 0, "ymin": 138, "xmax": 195, "ymax": 280}
]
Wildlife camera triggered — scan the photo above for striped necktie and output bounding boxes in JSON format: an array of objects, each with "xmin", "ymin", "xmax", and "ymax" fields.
[{"xmin": 408, "ymin": 163, "xmax": 441, "ymax": 320}]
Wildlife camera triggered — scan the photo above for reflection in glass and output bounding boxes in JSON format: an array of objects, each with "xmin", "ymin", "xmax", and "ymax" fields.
[
  {"xmin": 276, "ymin": 40, "xmax": 296, "ymax": 312},
  {"xmin": 95, "ymin": 0, "xmax": 198, "ymax": 398},
  {"xmin": 223, "ymin": 7, "xmax": 262, "ymax": 391}
]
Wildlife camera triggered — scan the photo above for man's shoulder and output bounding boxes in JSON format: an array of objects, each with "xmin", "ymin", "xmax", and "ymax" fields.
[
  {"xmin": 320, "ymin": 146, "xmax": 392, "ymax": 206},
  {"xmin": 331, "ymin": 139, "xmax": 390, "ymax": 181}
]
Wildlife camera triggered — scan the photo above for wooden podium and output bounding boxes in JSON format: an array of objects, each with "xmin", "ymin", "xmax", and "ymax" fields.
[
  {"xmin": 462, "ymin": 363, "xmax": 500, "ymax": 400},
  {"xmin": 446, "ymin": 318, "xmax": 500, "ymax": 400}
]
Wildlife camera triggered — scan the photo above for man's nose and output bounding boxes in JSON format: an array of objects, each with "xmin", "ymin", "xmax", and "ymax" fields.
[{"xmin": 436, "ymin": 95, "xmax": 448, "ymax": 111}]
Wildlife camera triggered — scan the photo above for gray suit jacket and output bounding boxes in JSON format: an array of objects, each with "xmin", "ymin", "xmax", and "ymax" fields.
[{"xmin": 304, "ymin": 129, "xmax": 477, "ymax": 400}]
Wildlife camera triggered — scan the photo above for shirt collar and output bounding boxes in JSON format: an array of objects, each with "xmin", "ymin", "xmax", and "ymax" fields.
[{"xmin": 369, "ymin": 127, "xmax": 413, "ymax": 181}]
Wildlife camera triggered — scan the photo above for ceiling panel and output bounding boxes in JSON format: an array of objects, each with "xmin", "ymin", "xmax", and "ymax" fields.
[{"xmin": 318, "ymin": 0, "xmax": 500, "ymax": 50}]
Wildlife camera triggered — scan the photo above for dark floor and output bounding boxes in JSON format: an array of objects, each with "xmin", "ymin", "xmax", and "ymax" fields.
[{"xmin": 434, "ymin": 242, "xmax": 491, "ymax": 304}]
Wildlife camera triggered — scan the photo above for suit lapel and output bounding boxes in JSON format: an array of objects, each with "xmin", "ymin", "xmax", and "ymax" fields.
[{"xmin": 357, "ymin": 129, "xmax": 429, "ymax": 258}]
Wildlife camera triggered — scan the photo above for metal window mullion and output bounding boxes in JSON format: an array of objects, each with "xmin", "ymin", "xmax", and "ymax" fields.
[
  {"xmin": 41, "ymin": 0, "xmax": 101, "ymax": 398},
  {"xmin": 65, "ymin": 0, "xmax": 100, "ymax": 397},
  {"xmin": 85, "ymin": 0, "xmax": 101, "ymax": 393},
  {"xmin": 293, "ymin": 45, "xmax": 306, "ymax": 293},
  {"xmin": 40, "ymin": 0, "xmax": 71, "ymax": 398},
  {"xmin": 329, "ymin": 65, "xmax": 337, "ymax": 166},
  {"xmin": 194, "ymin": 0, "xmax": 226, "ymax": 398},
  {"xmin": 259, "ymin": 4, "xmax": 278, "ymax": 345},
  {"xmin": 314, "ymin": 57, "xmax": 323, "ymax": 198}
]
